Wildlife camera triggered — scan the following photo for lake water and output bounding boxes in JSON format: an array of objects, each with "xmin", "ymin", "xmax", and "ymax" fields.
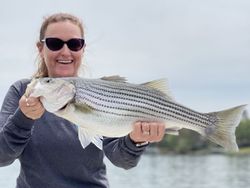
[{"xmin": 0, "ymin": 154, "xmax": 249, "ymax": 188}]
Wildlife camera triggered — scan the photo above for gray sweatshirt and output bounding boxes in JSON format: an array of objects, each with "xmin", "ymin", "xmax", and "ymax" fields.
[{"xmin": 0, "ymin": 79, "xmax": 147, "ymax": 188}]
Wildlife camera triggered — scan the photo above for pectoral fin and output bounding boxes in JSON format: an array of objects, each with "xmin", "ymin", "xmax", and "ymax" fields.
[
  {"xmin": 78, "ymin": 127, "xmax": 103, "ymax": 150},
  {"xmin": 75, "ymin": 103, "xmax": 93, "ymax": 114}
]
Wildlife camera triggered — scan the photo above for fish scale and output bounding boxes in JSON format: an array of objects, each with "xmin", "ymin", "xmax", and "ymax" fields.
[
  {"xmin": 75, "ymin": 80, "xmax": 211, "ymax": 130},
  {"xmin": 85, "ymin": 80, "xmax": 211, "ymax": 122}
]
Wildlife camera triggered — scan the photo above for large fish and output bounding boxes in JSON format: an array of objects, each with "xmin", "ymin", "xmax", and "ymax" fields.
[{"xmin": 25, "ymin": 76, "xmax": 246, "ymax": 151}]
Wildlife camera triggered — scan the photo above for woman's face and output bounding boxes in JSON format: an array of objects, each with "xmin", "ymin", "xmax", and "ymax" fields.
[{"xmin": 38, "ymin": 21, "xmax": 84, "ymax": 77}]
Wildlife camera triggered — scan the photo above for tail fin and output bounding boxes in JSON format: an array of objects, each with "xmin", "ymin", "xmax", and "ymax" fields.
[{"xmin": 206, "ymin": 105, "xmax": 247, "ymax": 152}]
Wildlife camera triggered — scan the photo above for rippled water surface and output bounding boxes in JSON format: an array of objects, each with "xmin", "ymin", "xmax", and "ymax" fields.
[{"xmin": 0, "ymin": 154, "xmax": 249, "ymax": 188}]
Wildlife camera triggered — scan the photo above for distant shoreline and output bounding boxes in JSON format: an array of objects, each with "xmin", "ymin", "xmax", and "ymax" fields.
[{"xmin": 145, "ymin": 146, "xmax": 250, "ymax": 155}]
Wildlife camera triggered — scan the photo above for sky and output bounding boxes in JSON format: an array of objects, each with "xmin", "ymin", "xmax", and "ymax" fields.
[{"xmin": 0, "ymin": 0, "xmax": 249, "ymax": 114}]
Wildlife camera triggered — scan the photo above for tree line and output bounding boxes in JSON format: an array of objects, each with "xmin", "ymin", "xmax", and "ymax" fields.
[{"xmin": 152, "ymin": 119, "xmax": 250, "ymax": 154}]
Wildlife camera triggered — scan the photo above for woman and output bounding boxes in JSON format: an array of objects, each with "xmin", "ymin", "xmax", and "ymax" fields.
[{"xmin": 0, "ymin": 13, "xmax": 165, "ymax": 188}]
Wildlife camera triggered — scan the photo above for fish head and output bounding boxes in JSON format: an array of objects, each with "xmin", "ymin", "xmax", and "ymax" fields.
[{"xmin": 27, "ymin": 77, "xmax": 75, "ymax": 113}]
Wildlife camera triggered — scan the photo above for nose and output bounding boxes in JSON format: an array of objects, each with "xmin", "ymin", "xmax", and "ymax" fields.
[{"xmin": 60, "ymin": 44, "xmax": 71, "ymax": 55}]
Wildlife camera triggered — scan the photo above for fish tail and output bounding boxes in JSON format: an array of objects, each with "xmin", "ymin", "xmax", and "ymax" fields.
[{"xmin": 205, "ymin": 105, "xmax": 247, "ymax": 152}]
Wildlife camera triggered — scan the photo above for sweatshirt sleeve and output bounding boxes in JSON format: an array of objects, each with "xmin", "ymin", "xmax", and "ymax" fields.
[
  {"xmin": 0, "ymin": 80, "xmax": 34, "ymax": 167},
  {"xmin": 103, "ymin": 135, "xmax": 148, "ymax": 170}
]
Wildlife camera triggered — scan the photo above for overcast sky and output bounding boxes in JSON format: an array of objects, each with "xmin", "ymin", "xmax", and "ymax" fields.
[{"xmin": 0, "ymin": 0, "xmax": 249, "ymax": 113}]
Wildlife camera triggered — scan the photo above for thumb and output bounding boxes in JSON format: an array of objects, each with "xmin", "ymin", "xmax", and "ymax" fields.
[{"xmin": 25, "ymin": 79, "xmax": 38, "ymax": 97}]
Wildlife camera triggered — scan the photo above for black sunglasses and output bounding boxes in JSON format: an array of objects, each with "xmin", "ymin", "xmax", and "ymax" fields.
[{"xmin": 41, "ymin": 37, "xmax": 85, "ymax": 51}]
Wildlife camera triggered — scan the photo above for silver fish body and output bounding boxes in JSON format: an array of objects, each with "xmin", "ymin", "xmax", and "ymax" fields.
[{"xmin": 26, "ymin": 76, "xmax": 247, "ymax": 151}]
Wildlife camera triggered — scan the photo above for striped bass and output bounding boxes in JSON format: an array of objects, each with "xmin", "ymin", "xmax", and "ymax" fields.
[{"xmin": 25, "ymin": 76, "xmax": 247, "ymax": 151}]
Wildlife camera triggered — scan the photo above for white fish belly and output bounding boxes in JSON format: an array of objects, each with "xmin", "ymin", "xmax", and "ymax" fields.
[{"xmin": 58, "ymin": 108, "xmax": 135, "ymax": 137}]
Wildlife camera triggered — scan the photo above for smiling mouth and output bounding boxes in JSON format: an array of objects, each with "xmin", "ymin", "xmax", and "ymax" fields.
[{"xmin": 57, "ymin": 60, "xmax": 74, "ymax": 64}]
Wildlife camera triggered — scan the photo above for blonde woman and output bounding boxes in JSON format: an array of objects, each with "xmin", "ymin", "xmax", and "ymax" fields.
[{"xmin": 0, "ymin": 13, "xmax": 165, "ymax": 188}]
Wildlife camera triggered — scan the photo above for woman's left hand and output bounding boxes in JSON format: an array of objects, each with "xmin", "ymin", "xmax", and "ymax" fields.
[{"xmin": 129, "ymin": 121, "xmax": 165, "ymax": 144}]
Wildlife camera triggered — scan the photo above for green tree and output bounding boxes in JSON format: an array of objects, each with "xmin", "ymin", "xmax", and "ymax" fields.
[
  {"xmin": 236, "ymin": 120, "xmax": 250, "ymax": 147},
  {"xmin": 152, "ymin": 120, "xmax": 250, "ymax": 153},
  {"xmin": 154, "ymin": 129, "xmax": 209, "ymax": 153}
]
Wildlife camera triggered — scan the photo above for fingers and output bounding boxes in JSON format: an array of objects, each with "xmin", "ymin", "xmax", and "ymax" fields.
[
  {"xmin": 156, "ymin": 122, "xmax": 166, "ymax": 142},
  {"xmin": 19, "ymin": 95, "xmax": 45, "ymax": 120},
  {"xmin": 129, "ymin": 121, "xmax": 166, "ymax": 144},
  {"xmin": 25, "ymin": 97, "xmax": 39, "ymax": 107},
  {"xmin": 141, "ymin": 122, "xmax": 150, "ymax": 135}
]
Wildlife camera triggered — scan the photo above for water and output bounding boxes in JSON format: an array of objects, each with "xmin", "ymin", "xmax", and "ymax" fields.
[
  {"xmin": 0, "ymin": 154, "xmax": 249, "ymax": 188},
  {"xmin": 106, "ymin": 154, "xmax": 250, "ymax": 188}
]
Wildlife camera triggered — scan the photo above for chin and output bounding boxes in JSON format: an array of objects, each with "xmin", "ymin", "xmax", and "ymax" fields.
[
  {"xmin": 58, "ymin": 74, "xmax": 75, "ymax": 78},
  {"xmin": 54, "ymin": 71, "xmax": 77, "ymax": 78}
]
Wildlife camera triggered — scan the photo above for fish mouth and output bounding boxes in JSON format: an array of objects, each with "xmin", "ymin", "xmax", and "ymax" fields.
[
  {"xmin": 54, "ymin": 102, "xmax": 75, "ymax": 116},
  {"xmin": 59, "ymin": 103, "xmax": 69, "ymax": 111}
]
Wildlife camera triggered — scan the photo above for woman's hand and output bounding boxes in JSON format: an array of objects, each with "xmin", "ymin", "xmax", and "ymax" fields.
[
  {"xmin": 19, "ymin": 95, "xmax": 45, "ymax": 120},
  {"xmin": 129, "ymin": 121, "xmax": 165, "ymax": 145}
]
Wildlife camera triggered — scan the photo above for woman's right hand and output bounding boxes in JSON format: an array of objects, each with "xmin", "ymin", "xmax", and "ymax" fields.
[{"xmin": 19, "ymin": 95, "xmax": 45, "ymax": 120}]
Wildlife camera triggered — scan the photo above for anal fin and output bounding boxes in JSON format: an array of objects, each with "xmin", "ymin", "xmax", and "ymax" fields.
[{"xmin": 78, "ymin": 127, "xmax": 103, "ymax": 150}]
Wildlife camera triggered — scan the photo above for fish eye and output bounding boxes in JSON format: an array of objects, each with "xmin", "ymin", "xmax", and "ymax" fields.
[{"xmin": 44, "ymin": 78, "xmax": 52, "ymax": 84}]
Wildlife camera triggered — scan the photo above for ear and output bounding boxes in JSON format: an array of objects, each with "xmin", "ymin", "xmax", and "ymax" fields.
[{"xmin": 36, "ymin": 41, "xmax": 44, "ymax": 57}]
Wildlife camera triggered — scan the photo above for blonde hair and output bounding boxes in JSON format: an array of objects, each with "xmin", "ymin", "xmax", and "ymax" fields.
[{"xmin": 33, "ymin": 13, "xmax": 84, "ymax": 78}]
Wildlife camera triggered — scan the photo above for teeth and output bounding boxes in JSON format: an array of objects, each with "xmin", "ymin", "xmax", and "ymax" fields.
[{"xmin": 57, "ymin": 60, "xmax": 73, "ymax": 64}]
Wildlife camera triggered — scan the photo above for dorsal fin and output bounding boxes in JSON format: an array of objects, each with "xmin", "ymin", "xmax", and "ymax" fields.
[
  {"xmin": 141, "ymin": 79, "xmax": 175, "ymax": 102},
  {"xmin": 100, "ymin": 75, "xmax": 127, "ymax": 83}
]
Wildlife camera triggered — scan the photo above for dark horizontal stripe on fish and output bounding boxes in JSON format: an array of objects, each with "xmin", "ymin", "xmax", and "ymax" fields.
[
  {"xmin": 83, "ymin": 82, "xmax": 210, "ymax": 123},
  {"xmin": 79, "ymin": 87, "xmax": 210, "ymax": 127},
  {"xmin": 77, "ymin": 89, "xmax": 209, "ymax": 128},
  {"xmin": 83, "ymin": 85, "xmax": 205, "ymax": 121},
  {"xmin": 83, "ymin": 96, "xmax": 170, "ymax": 120},
  {"xmin": 77, "ymin": 87, "xmax": 211, "ymax": 127},
  {"xmin": 82, "ymin": 96, "xmax": 206, "ymax": 127},
  {"xmin": 81, "ymin": 99, "xmax": 150, "ymax": 119}
]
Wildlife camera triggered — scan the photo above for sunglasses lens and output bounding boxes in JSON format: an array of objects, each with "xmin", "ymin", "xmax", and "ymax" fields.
[
  {"xmin": 67, "ymin": 39, "xmax": 85, "ymax": 51},
  {"xmin": 43, "ymin": 38, "xmax": 85, "ymax": 51},
  {"xmin": 45, "ymin": 38, "xmax": 64, "ymax": 51},
  {"xmin": 67, "ymin": 39, "xmax": 84, "ymax": 51}
]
